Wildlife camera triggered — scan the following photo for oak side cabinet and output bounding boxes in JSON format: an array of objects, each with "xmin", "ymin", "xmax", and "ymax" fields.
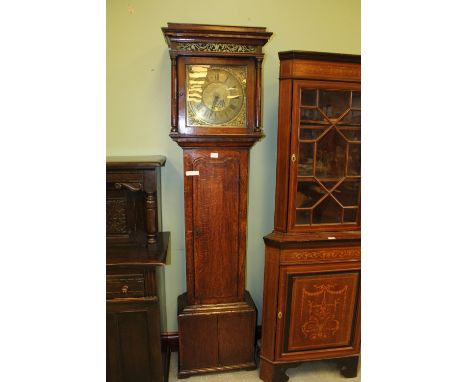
[
  {"xmin": 106, "ymin": 156, "xmax": 170, "ymax": 382},
  {"xmin": 259, "ymin": 52, "xmax": 361, "ymax": 381}
]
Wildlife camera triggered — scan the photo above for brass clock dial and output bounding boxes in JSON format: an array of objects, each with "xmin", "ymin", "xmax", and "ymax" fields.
[{"xmin": 186, "ymin": 65, "xmax": 247, "ymax": 127}]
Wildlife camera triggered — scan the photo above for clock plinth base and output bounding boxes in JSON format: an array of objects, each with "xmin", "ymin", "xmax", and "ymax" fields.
[{"xmin": 177, "ymin": 292, "xmax": 257, "ymax": 378}]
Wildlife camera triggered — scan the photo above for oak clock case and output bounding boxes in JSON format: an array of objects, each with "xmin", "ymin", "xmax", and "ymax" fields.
[
  {"xmin": 259, "ymin": 51, "xmax": 361, "ymax": 382},
  {"xmin": 162, "ymin": 23, "xmax": 272, "ymax": 378}
]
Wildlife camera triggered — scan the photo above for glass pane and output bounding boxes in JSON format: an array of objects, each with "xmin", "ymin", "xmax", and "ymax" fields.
[
  {"xmin": 348, "ymin": 144, "xmax": 361, "ymax": 176},
  {"xmin": 296, "ymin": 180, "xmax": 328, "ymax": 208},
  {"xmin": 295, "ymin": 210, "xmax": 311, "ymax": 225},
  {"xmin": 351, "ymin": 92, "xmax": 361, "ymax": 109},
  {"xmin": 343, "ymin": 208, "xmax": 358, "ymax": 223},
  {"xmin": 301, "ymin": 89, "xmax": 317, "ymax": 106},
  {"xmin": 298, "ymin": 142, "xmax": 314, "ymax": 176},
  {"xmin": 315, "ymin": 128, "xmax": 347, "ymax": 179},
  {"xmin": 318, "ymin": 90, "xmax": 350, "ymax": 119},
  {"xmin": 300, "ymin": 127, "xmax": 326, "ymax": 141},
  {"xmin": 340, "ymin": 110, "xmax": 360, "ymax": 125},
  {"xmin": 333, "ymin": 178, "xmax": 360, "ymax": 207},
  {"xmin": 300, "ymin": 108, "xmax": 326, "ymax": 123},
  {"xmin": 339, "ymin": 127, "xmax": 360, "ymax": 142},
  {"xmin": 312, "ymin": 196, "xmax": 342, "ymax": 224}
]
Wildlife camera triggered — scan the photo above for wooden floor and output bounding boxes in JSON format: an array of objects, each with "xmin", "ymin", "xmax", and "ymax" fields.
[{"xmin": 168, "ymin": 353, "xmax": 360, "ymax": 381}]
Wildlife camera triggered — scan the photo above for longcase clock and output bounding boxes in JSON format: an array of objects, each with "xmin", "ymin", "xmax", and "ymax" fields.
[{"xmin": 162, "ymin": 23, "xmax": 272, "ymax": 378}]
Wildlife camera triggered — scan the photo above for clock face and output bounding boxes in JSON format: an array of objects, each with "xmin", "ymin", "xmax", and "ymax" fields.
[{"xmin": 186, "ymin": 65, "xmax": 247, "ymax": 127}]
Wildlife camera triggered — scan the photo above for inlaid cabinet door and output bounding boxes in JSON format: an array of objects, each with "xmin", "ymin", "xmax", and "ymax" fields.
[{"xmin": 276, "ymin": 263, "xmax": 360, "ymax": 360}]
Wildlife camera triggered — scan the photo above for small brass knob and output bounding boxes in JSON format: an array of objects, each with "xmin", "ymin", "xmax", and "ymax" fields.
[
  {"xmin": 278, "ymin": 311, "xmax": 283, "ymax": 319},
  {"xmin": 121, "ymin": 285, "xmax": 129, "ymax": 294}
]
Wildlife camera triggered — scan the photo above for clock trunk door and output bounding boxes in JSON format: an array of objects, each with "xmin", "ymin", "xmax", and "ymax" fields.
[{"xmin": 183, "ymin": 149, "xmax": 248, "ymax": 305}]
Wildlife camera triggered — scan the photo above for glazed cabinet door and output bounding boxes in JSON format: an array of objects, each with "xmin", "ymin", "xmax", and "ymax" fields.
[
  {"xmin": 183, "ymin": 149, "xmax": 248, "ymax": 305},
  {"xmin": 288, "ymin": 81, "xmax": 361, "ymax": 232},
  {"xmin": 275, "ymin": 263, "xmax": 360, "ymax": 361}
]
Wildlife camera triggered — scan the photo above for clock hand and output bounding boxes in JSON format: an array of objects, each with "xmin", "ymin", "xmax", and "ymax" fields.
[
  {"xmin": 212, "ymin": 95, "xmax": 219, "ymax": 109},
  {"xmin": 210, "ymin": 95, "xmax": 220, "ymax": 117}
]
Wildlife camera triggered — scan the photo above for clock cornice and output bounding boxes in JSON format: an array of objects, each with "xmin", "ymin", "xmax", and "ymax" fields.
[{"xmin": 162, "ymin": 23, "xmax": 272, "ymax": 57}]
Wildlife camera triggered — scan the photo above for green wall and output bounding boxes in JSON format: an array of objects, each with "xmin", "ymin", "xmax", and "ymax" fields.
[{"xmin": 107, "ymin": 0, "xmax": 361, "ymax": 332}]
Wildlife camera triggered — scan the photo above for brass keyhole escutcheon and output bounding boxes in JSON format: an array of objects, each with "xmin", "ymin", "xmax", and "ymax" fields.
[
  {"xmin": 121, "ymin": 285, "xmax": 129, "ymax": 294},
  {"xmin": 278, "ymin": 311, "xmax": 283, "ymax": 319},
  {"xmin": 291, "ymin": 154, "xmax": 296, "ymax": 162}
]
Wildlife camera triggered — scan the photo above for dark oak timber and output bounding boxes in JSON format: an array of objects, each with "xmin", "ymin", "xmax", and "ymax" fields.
[
  {"xmin": 260, "ymin": 52, "xmax": 361, "ymax": 381},
  {"xmin": 177, "ymin": 292, "xmax": 257, "ymax": 378},
  {"xmin": 162, "ymin": 24, "xmax": 272, "ymax": 378},
  {"xmin": 106, "ymin": 156, "xmax": 170, "ymax": 382},
  {"xmin": 183, "ymin": 148, "xmax": 248, "ymax": 305}
]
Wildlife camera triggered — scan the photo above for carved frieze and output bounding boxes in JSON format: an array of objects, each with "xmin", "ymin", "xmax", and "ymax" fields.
[{"xmin": 175, "ymin": 42, "xmax": 256, "ymax": 53}]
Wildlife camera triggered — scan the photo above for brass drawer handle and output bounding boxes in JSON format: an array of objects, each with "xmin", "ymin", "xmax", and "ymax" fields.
[{"xmin": 121, "ymin": 285, "xmax": 129, "ymax": 294}]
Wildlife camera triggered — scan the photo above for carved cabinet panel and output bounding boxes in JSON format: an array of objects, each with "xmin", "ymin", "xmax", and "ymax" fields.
[{"xmin": 106, "ymin": 186, "xmax": 144, "ymax": 240}]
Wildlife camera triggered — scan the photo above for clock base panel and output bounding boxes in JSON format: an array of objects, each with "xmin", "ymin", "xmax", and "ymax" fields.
[{"xmin": 177, "ymin": 292, "xmax": 257, "ymax": 378}]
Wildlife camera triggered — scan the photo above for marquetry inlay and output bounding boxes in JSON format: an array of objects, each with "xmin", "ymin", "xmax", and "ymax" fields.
[{"xmin": 281, "ymin": 247, "xmax": 360, "ymax": 264}]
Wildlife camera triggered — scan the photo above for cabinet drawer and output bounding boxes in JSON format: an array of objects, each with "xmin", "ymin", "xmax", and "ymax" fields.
[{"xmin": 106, "ymin": 273, "xmax": 145, "ymax": 299}]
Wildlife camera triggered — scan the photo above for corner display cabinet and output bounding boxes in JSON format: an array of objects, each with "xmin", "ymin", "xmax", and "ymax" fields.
[{"xmin": 259, "ymin": 51, "xmax": 361, "ymax": 381}]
